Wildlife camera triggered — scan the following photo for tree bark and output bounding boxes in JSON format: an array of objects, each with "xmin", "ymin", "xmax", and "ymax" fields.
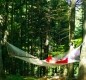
[
  {"xmin": 67, "ymin": 0, "xmax": 76, "ymax": 80},
  {"xmin": 78, "ymin": 0, "xmax": 86, "ymax": 80},
  {"xmin": 0, "ymin": 31, "xmax": 3, "ymax": 80},
  {"xmin": 69, "ymin": 0, "xmax": 76, "ymax": 41}
]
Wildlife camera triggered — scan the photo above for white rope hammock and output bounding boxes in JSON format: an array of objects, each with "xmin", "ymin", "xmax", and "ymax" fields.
[{"xmin": 6, "ymin": 42, "xmax": 81, "ymax": 67}]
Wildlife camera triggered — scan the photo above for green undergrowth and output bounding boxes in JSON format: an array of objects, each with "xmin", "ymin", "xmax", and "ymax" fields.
[
  {"xmin": 6, "ymin": 75, "xmax": 38, "ymax": 80},
  {"xmin": 6, "ymin": 75, "xmax": 24, "ymax": 80}
]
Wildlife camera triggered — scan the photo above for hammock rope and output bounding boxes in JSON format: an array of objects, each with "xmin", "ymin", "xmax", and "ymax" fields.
[{"xmin": 6, "ymin": 42, "xmax": 81, "ymax": 67}]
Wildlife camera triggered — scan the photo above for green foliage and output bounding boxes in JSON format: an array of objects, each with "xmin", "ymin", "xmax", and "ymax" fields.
[
  {"xmin": 51, "ymin": 51, "xmax": 65, "ymax": 58},
  {"xmin": 6, "ymin": 75, "xmax": 24, "ymax": 80},
  {"xmin": 24, "ymin": 77, "xmax": 38, "ymax": 80},
  {"xmin": 72, "ymin": 38, "xmax": 82, "ymax": 47},
  {"xmin": 75, "ymin": 6, "xmax": 83, "ymax": 38}
]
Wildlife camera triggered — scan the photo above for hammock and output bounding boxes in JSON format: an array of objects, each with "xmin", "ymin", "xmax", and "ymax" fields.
[{"xmin": 6, "ymin": 42, "xmax": 81, "ymax": 67}]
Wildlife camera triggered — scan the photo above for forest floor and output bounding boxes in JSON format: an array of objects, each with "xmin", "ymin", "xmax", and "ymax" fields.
[
  {"xmin": 5, "ymin": 75, "xmax": 64, "ymax": 80},
  {"xmin": 5, "ymin": 75, "xmax": 77, "ymax": 80}
]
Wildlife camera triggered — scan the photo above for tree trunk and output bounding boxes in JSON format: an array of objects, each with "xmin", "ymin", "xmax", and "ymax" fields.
[
  {"xmin": 42, "ymin": 35, "xmax": 49, "ymax": 76},
  {"xmin": 78, "ymin": 0, "xmax": 86, "ymax": 80},
  {"xmin": 67, "ymin": 0, "xmax": 76, "ymax": 80},
  {"xmin": 0, "ymin": 31, "xmax": 3, "ymax": 80},
  {"xmin": 69, "ymin": 0, "xmax": 76, "ymax": 41}
]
